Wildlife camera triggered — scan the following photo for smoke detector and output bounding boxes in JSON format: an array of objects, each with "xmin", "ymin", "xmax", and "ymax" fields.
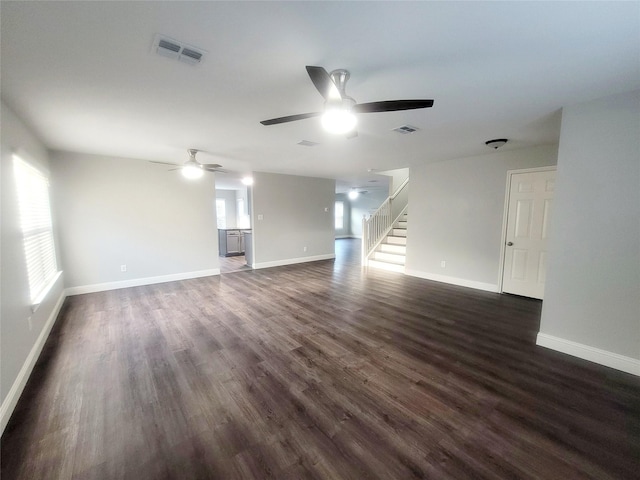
[{"xmin": 485, "ymin": 138, "xmax": 508, "ymax": 149}]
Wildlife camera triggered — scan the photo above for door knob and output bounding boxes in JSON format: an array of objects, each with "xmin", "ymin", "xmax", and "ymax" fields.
[{"xmin": 507, "ymin": 242, "xmax": 513, "ymax": 246}]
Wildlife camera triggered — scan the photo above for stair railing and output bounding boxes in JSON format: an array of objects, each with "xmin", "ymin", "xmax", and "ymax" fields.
[{"xmin": 361, "ymin": 178, "xmax": 409, "ymax": 266}]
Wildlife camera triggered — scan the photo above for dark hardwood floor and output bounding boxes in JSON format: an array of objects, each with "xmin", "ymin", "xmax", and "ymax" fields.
[{"xmin": 2, "ymin": 239, "xmax": 639, "ymax": 479}]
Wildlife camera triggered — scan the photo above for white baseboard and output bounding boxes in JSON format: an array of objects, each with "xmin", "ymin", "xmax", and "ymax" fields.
[
  {"xmin": 536, "ymin": 333, "xmax": 640, "ymax": 376},
  {"xmin": 1, "ymin": 290, "xmax": 67, "ymax": 435},
  {"xmin": 66, "ymin": 268, "xmax": 220, "ymax": 296},
  {"xmin": 252, "ymin": 253, "xmax": 336, "ymax": 270},
  {"xmin": 405, "ymin": 269, "xmax": 499, "ymax": 293}
]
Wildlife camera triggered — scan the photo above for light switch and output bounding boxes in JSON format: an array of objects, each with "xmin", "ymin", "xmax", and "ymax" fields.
[{"xmin": 258, "ymin": 214, "xmax": 264, "ymax": 220}]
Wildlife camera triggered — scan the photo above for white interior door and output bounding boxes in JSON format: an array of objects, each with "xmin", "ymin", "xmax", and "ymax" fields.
[{"xmin": 502, "ymin": 169, "xmax": 556, "ymax": 299}]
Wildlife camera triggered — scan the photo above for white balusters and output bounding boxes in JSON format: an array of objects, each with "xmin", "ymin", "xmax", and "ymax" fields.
[{"xmin": 361, "ymin": 180, "xmax": 409, "ymax": 266}]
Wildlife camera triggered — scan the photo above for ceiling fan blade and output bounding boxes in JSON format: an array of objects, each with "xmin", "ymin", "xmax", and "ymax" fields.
[
  {"xmin": 346, "ymin": 130, "xmax": 358, "ymax": 139},
  {"xmin": 200, "ymin": 163, "xmax": 222, "ymax": 168},
  {"xmin": 260, "ymin": 111, "xmax": 322, "ymax": 125},
  {"xmin": 306, "ymin": 66, "xmax": 342, "ymax": 100},
  {"xmin": 150, "ymin": 160, "xmax": 180, "ymax": 166},
  {"xmin": 353, "ymin": 99, "xmax": 434, "ymax": 113},
  {"xmin": 202, "ymin": 167, "xmax": 227, "ymax": 173}
]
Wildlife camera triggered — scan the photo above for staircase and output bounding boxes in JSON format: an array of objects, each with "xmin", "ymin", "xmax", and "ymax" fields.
[
  {"xmin": 367, "ymin": 212, "xmax": 407, "ymax": 272},
  {"xmin": 361, "ymin": 175, "xmax": 409, "ymax": 273}
]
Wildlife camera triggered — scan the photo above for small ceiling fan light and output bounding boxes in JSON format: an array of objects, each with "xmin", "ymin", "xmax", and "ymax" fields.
[
  {"xmin": 241, "ymin": 177, "xmax": 254, "ymax": 186},
  {"xmin": 348, "ymin": 189, "xmax": 359, "ymax": 200},
  {"xmin": 321, "ymin": 109, "xmax": 357, "ymax": 135},
  {"xmin": 182, "ymin": 164, "xmax": 203, "ymax": 179}
]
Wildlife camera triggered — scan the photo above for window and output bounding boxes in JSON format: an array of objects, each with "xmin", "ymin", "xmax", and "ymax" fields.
[
  {"xmin": 216, "ymin": 198, "xmax": 226, "ymax": 228},
  {"xmin": 335, "ymin": 201, "xmax": 344, "ymax": 229},
  {"xmin": 13, "ymin": 155, "xmax": 59, "ymax": 306},
  {"xmin": 237, "ymin": 197, "xmax": 250, "ymax": 229}
]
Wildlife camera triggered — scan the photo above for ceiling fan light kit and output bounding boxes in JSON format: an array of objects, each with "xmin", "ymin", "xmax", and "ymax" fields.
[
  {"xmin": 321, "ymin": 70, "xmax": 357, "ymax": 134},
  {"xmin": 181, "ymin": 149, "xmax": 205, "ymax": 179},
  {"xmin": 348, "ymin": 187, "xmax": 369, "ymax": 200},
  {"xmin": 181, "ymin": 163, "xmax": 204, "ymax": 179},
  {"xmin": 321, "ymin": 106, "xmax": 357, "ymax": 134}
]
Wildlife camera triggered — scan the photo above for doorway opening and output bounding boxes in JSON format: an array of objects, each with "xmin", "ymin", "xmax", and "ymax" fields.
[{"xmin": 214, "ymin": 173, "xmax": 253, "ymax": 274}]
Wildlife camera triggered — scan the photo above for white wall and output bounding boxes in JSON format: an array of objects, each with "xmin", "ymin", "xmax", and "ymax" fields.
[
  {"xmin": 539, "ymin": 90, "xmax": 640, "ymax": 373},
  {"xmin": 406, "ymin": 144, "xmax": 558, "ymax": 290},
  {"xmin": 51, "ymin": 151, "xmax": 220, "ymax": 292},
  {"xmin": 251, "ymin": 172, "xmax": 335, "ymax": 267},
  {"xmin": 1, "ymin": 102, "xmax": 66, "ymax": 432},
  {"xmin": 380, "ymin": 167, "xmax": 409, "ymax": 195}
]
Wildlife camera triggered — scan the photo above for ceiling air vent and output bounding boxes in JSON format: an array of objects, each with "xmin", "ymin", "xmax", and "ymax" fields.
[
  {"xmin": 393, "ymin": 125, "xmax": 420, "ymax": 134},
  {"xmin": 297, "ymin": 140, "xmax": 319, "ymax": 147},
  {"xmin": 181, "ymin": 48, "xmax": 203, "ymax": 64},
  {"xmin": 153, "ymin": 34, "xmax": 206, "ymax": 65},
  {"xmin": 158, "ymin": 39, "xmax": 181, "ymax": 57}
]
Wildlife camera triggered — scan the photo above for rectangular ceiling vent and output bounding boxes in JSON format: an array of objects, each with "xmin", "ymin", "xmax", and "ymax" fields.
[
  {"xmin": 297, "ymin": 140, "xmax": 320, "ymax": 147},
  {"xmin": 153, "ymin": 34, "xmax": 206, "ymax": 66},
  {"xmin": 181, "ymin": 48, "xmax": 203, "ymax": 63},
  {"xmin": 393, "ymin": 125, "xmax": 420, "ymax": 135}
]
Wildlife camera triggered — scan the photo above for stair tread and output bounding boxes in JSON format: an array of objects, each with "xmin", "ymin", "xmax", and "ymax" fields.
[
  {"xmin": 379, "ymin": 244, "xmax": 406, "ymax": 253},
  {"xmin": 373, "ymin": 252, "xmax": 405, "ymax": 264},
  {"xmin": 386, "ymin": 236, "xmax": 407, "ymax": 245},
  {"xmin": 368, "ymin": 259, "xmax": 405, "ymax": 273},
  {"xmin": 375, "ymin": 255, "xmax": 405, "ymax": 263}
]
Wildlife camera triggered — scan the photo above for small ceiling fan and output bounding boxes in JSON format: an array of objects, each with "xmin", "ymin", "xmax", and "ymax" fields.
[
  {"xmin": 150, "ymin": 149, "xmax": 226, "ymax": 179},
  {"xmin": 260, "ymin": 66, "xmax": 434, "ymax": 135},
  {"xmin": 348, "ymin": 187, "xmax": 368, "ymax": 199}
]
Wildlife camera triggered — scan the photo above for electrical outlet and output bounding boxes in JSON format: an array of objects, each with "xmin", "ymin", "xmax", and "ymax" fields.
[
  {"xmin": 257, "ymin": 214, "xmax": 264, "ymax": 220},
  {"xmin": 303, "ymin": 246, "xmax": 307, "ymax": 252},
  {"xmin": 440, "ymin": 260, "xmax": 446, "ymax": 268},
  {"xmin": 120, "ymin": 264, "xmax": 127, "ymax": 272}
]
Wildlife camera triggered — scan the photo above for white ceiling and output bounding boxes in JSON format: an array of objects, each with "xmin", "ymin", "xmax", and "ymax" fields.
[{"xmin": 1, "ymin": 1, "xmax": 639, "ymax": 189}]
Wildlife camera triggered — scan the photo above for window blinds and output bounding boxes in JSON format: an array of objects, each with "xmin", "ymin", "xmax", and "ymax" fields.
[{"xmin": 13, "ymin": 155, "xmax": 59, "ymax": 305}]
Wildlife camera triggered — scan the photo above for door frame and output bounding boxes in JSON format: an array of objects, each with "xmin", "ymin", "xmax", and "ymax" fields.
[{"xmin": 498, "ymin": 165, "xmax": 557, "ymax": 294}]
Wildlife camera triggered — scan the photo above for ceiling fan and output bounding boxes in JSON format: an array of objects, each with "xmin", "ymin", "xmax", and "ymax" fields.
[
  {"xmin": 348, "ymin": 187, "xmax": 369, "ymax": 199},
  {"xmin": 260, "ymin": 66, "xmax": 434, "ymax": 135},
  {"xmin": 150, "ymin": 149, "xmax": 226, "ymax": 179}
]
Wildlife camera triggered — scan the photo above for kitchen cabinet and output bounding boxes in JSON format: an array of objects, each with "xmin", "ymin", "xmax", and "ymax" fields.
[
  {"xmin": 218, "ymin": 229, "xmax": 252, "ymax": 257},
  {"xmin": 218, "ymin": 229, "xmax": 242, "ymax": 257}
]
